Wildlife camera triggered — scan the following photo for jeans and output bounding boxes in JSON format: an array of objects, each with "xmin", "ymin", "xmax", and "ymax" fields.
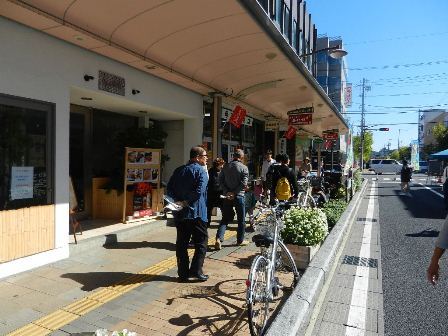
[
  {"xmin": 217, "ymin": 195, "xmax": 246, "ymax": 243},
  {"xmin": 176, "ymin": 218, "xmax": 208, "ymax": 278}
]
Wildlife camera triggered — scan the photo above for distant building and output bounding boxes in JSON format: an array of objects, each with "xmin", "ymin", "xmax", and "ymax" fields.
[{"xmin": 419, "ymin": 109, "xmax": 448, "ymax": 149}]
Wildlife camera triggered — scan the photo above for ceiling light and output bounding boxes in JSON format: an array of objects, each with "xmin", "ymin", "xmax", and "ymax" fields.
[
  {"xmin": 145, "ymin": 65, "xmax": 157, "ymax": 70},
  {"xmin": 265, "ymin": 52, "xmax": 277, "ymax": 60},
  {"xmin": 74, "ymin": 35, "xmax": 84, "ymax": 41},
  {"xmin": 80, "ymin": 97, "xmax": 92, "ymax": 101},
  {"xmin": 299, "ymin": 85, "xmax": 308, "ymax": 91}
]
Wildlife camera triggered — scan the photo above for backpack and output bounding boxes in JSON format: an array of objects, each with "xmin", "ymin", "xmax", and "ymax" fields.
[
  {"xmin": 401, "ymin": 166, "xmax": 412, "ymax": 180},
  {"xmin": 275, "ymin": 176, "xmax": 292, "ymax": 200}
]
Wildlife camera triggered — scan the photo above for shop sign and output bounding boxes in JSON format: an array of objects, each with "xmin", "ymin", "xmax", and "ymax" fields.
[
  {"xmin": 287, "ymin": 106, "xmax": 314, "ymax": 115},
  {"xmin": 11, "ymin": 166, "xmax": 34, "ymax": 200},
  {"xmin": 313, "ymin": 138, "xmax": 324, "ymax": 144},
  {"xmin": 288, "ymin": 113, "xmax": 312, "ymax": 125},
  {"xmin": 344, "ymin": 83, "xmax": 352, "ymax": 107},
  {"xmin": 323, "ymin": 132, "xmax": 339, "ymax": 140},
  {"xmin": 265, "ymin": 121, "xmax": 279, "ymax": 131}
]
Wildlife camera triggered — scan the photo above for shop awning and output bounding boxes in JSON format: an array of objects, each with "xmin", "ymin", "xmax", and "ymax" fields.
[
  {"xmin": 430, "ymin": 149, "xmax": 448, "ymax": 159},
  {"xmin": 1, "ymin": 0, "xmax": 348, "ymax": 136}
]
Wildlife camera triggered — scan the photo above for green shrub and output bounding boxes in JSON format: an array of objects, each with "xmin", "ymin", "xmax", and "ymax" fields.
[
  {"xmin": 322, "ymin": 199, "xmax": 347, "ymax": 230},
  {"xmin": 281, "ymin": 207, "xmax": 328, "ymax": 246},
  {"xmin": 332, "ymin": 186, "xmax": 346, "ymax": 199}
]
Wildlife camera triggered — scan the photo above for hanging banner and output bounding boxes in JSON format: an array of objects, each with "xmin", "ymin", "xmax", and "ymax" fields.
[
  {"xmin": 344, "ymin": 83, "xmax": 352, "ymax": 107},
  {"xmin": 229, "ymin": 105, "xmax": 247, "ymax": 128},
  {"xmin": 288, "ymin": 113, "xmax": 312, "ymax": 125},
  {"xmin": 284, "ymin": 126, "xmax": 297, "ymax": 140},
  {"xmin": 222, "ymin": 108, "xmax": 253, "ymax": 126},
  {"xmin": 411, "ymin": 140, "xmax": 419, "ymax": 171}
]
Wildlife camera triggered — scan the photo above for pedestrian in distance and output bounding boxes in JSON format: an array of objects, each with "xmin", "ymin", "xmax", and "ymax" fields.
[
  {"xmin": 207, "ymin": 157, "xmax": 225, "ymax": 227},
  {"xmin": 400, "ymin": 160, "xmax": 412, "ymax": 196},
  {"xmin": 216, "ymin": 149, "xmax": 249, "ymax": 250},
  {"xmin": 299, "ymin": 157, "xmax": 312, "ymax": 178},
  {"xmin": 427, "ymin": 216, "xmax": 448, "ymax": 285},
  {"xmin": 442, "ymin": 163, "xmax": 448, "ymax": 210},
  {"xmin": 261, "ymin": 149, "xmax": 276, "ymax": 195},
  {"xmin": 167, "ymin": 146, "xmax": 209, "ymax": 282},
  {"xmin": 269, "ymin": 153, "xmax": 299, "ymax": 205}
]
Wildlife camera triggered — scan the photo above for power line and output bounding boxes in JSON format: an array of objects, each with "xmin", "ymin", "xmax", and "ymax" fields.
[
  {"xmin": 345, "ymin": 31, "xmax": 448, "ymax": 46},
  {"xmin": 346, "ymin": 59, "xmax": 448, "ymax": 71},
  {"xmin": 367, "ymin": 91, "xmax": 448, "ymax": 97}
]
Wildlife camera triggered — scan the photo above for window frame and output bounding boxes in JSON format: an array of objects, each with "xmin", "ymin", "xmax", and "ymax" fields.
[{"xmin": 0, "ymin": 93, "xmax": 55, "ymax": 209}]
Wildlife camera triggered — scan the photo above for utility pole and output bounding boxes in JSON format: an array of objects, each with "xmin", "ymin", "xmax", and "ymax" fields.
[{"xmin": 360, "ymin": 78, "xmax": 370, "ymax": 170}]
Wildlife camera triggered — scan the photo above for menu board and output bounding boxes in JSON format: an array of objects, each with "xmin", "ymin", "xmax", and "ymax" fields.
[{"xmin": 122, "ymin": 147, "xmax": 162, "ymax": 222}]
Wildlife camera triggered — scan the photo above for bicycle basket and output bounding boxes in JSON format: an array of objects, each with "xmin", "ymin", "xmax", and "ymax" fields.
[
  {"xmin": 253, "ymin": 209, "xmax": 282, "ymax": 238},
  {"xmin": 297, "ymin": 179, "xmax": 309, "ymax": 192}
]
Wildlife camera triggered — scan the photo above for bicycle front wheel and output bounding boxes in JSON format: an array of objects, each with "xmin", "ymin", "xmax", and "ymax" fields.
[
  {"xmin": 247, "ymin": 255, "xmax": 270, "ymax": 336},
  {"xmin": 276, "ymin": 240, "xmax": 300, "ymax": 289}
]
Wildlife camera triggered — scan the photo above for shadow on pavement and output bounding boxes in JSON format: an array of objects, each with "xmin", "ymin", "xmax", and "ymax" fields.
[
  {"xmin": 103, "ymin": 240, "xmax": 176, "ymax": 251},
  {"xmin": 60, "ymin": 272, "xmax": 178, "ymax": 291},
  {"xmin": 405, "ymin": 229, "xmax": 440, "ymax": 238}
]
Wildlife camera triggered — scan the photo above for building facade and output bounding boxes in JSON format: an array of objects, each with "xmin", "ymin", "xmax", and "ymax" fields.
[{"xmin": 0, "ymin": 0, "xmax": 348, "ymax": 278}]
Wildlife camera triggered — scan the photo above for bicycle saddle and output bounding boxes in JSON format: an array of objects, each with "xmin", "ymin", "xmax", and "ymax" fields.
[{"xmin": 252, "ymin": 234, "xmax": 274, "ymax": 247}]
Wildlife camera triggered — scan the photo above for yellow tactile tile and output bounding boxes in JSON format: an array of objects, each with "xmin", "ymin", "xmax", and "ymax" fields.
[{"xmin": 7, "ymin": 229, "xmax": 238, "ymax": 335}]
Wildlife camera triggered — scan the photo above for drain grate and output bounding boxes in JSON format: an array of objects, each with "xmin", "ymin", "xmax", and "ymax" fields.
[
  {"xmin": 356, "ymin": 217, "xmax": 377, "ymax": 222},
  {"xmin": 342, "ymin": 255, "xmax": 378, "ymax": 268}
]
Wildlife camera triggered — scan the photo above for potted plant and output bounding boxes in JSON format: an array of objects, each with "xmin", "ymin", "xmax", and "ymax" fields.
[{"xmin": 281, "ymin": 207, "xmax": 329, "ymax": 269}]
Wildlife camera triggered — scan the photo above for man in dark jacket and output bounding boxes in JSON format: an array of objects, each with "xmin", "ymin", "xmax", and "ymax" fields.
[
  {"xmin": 270, "ymin": 153, "xmax": 299, "ymax": 204},
  {"xmin": 207, "ymin": 157, "xmax": 225, "ymax": 226},
  {"xmin": 217, "ymin": 149, "xmax": 249, "ymax": 249},
  {"xmin": 167, "ymin": 146, "xmax": 209, "ymax": 282}
]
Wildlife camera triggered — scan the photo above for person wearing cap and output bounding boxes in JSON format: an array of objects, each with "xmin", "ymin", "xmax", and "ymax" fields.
[
  {"xmin": 299, "ymin": 157, "xmax": 312, "ymax": 178},
  {"xmin": 217, "ymin": 149, "xmax": 249, "ymax": 249}
]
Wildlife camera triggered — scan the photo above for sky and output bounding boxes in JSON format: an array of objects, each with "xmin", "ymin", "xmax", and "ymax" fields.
[{"xmin": 306, "ymin": 0, "xmax": 448, "ymax": 151}]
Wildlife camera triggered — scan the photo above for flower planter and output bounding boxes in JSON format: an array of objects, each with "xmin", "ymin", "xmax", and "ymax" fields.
[{"xmin": 286, "ymin": 243, "xmax": 320, "ymax": 270}]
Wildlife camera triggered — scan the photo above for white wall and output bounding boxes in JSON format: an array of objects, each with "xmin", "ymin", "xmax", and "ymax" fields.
[
  {"xmin": 0, "ymin": 17, "xmax": 203, "ymax": 277},
  {"xmin": 161, "ymin": 120, "xmax": 185, "ymax": 182}
]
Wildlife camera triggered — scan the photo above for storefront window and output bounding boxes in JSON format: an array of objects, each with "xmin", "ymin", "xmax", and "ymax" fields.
[
  {"xmin": 230, "ymin": 123, "xmax": 241, "ymax": 142},
  {"xmin": 0, "ymin": 94, "xmax": 54, "ymax": 210}
]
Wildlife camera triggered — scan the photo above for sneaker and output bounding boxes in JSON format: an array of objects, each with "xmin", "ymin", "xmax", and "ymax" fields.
[
  {"xmin": 237, "ymin": 240, "xmax": 250, "ymax": 246},
  {"xmin": 215, "ymin": 239, "xmax": 222, "ymax": 250}
]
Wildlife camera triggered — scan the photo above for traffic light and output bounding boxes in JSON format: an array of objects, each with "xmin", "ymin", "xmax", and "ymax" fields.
[{"xmin": 379, "ymin": 128, "xmax": 389, "ymax": 131}]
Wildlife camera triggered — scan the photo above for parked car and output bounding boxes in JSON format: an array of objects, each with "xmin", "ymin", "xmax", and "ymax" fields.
[{"xmin": 369, "ymin": 159, "xmax": 402, "ymax": 174}]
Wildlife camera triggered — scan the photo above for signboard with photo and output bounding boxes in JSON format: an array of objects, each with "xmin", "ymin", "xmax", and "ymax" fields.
[{"xmin": 123, "ymin": 147, "xmax": 162, "ymax": 223}]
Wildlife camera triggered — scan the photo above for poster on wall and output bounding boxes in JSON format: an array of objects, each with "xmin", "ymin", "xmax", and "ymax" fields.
[
  {"xmin": 411, "ymin": 140, "xmax": 419, "ymax": 171},
  {"xmin": 11, "ymin": 166, "xmax": 34, "ymax": 200}
]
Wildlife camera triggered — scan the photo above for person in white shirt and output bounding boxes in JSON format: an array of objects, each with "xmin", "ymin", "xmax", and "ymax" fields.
[{"xmin": 261, "ymin": 150, "xmax": 276, "ymax": 191}]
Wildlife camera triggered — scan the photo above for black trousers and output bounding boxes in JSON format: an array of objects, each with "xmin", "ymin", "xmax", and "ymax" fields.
[
  {"xmin": 176, "ymin": 218, "xmax": 208, "ymax": 278},
  {"xmin": 444, "ymin": 181, "xmax": 448, "ymax": 209}
]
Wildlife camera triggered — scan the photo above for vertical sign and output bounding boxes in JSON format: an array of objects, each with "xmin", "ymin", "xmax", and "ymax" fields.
[
  {"xmin": 411, "ymin": 140, "xmax": 419, "ymax": 171},
  {"xmin": 344, "ymin": 83, "xmax": 352, "ymax": 107}
]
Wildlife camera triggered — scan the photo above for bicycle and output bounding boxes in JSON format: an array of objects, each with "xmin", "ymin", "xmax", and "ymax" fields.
[
  {"xmin": 246, "ymin": 200, "xmax": 300, "ymax": 336},
  {"xmin": 297, "ymin": 177, "xmax": 317, "ymax": 208}
]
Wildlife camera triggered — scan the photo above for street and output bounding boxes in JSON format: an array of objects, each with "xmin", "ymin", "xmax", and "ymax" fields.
[{"xmin": 374, "ymin": 173, "xmax": 448, "ymax": 335}]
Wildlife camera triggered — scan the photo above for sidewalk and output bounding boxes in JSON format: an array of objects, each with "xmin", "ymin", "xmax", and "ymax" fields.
[{"xmin": 1, "ymin": 215, "xmax": 290, "ymax": 335}]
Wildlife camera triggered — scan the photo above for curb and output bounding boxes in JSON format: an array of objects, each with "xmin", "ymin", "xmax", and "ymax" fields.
[{"xmin": 266, "ymin": 179, "xmax": 369, "ymax": 336}]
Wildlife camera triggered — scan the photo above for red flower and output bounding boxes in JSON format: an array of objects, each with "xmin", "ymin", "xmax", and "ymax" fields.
[{"xmin": 134, "ymin": 182, "xmax": 152, "ymax": 196}]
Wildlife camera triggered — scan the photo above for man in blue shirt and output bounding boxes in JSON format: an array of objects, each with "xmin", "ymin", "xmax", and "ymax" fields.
[{"xmin": 167, "ymin": 146, "xmax": 209, "ymax": 282}]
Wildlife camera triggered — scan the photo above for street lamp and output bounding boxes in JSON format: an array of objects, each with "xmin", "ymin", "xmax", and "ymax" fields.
[{"xmin": 300, "ymin": 45, "xmax": 348, "ymax": 59}]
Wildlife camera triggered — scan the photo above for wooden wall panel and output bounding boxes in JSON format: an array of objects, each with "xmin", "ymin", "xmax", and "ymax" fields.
[{"xmin": 0, "ymin": 205, "xmax": 55, "ymax": 263}]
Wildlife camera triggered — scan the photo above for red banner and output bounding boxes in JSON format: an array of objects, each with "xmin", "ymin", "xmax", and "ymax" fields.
[
  {"xmin": 288, "ymin": 113, "xmax": 312, "ymax": 125},
  {"xmin": 229, "ymin": 105, "xmax": 247, "ymax": 128},
  {"xmin": 284, "ymin": 126, "xmax": 297, "ymax": 140},
  {"xmin": 323, "ymin": 132, "xmax": 338, "ymax": 140},
  {"xmin": 324, "ymin": 140, "xmax": 334, "ymax": 150}
]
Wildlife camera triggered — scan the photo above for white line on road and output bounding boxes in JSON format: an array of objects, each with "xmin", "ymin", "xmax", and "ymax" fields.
[
  {"xmin": 417, "ymin": 183, "xmax": 443, "ymax": 198},
  {"xmin": 345, "ymin": 181, "xmax": 376, "ymax": 335}
]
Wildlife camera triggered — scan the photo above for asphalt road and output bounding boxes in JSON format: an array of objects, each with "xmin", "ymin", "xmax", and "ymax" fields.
[{"xmin": 371, "ymin": 173, "xmax": 448, "ymax": 336}]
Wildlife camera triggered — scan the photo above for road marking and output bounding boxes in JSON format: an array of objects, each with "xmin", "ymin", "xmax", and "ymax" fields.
[
  {"xmin": 7, "ymin": 230, "xmax": 238, "ymax": 335},
  {"xmin": 417, "ymin": 183, "xmax": 443, "ymax": 198},
  {"xmin": 345, "ymin": 181, "xmax": 376, "ymax": 335}
]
